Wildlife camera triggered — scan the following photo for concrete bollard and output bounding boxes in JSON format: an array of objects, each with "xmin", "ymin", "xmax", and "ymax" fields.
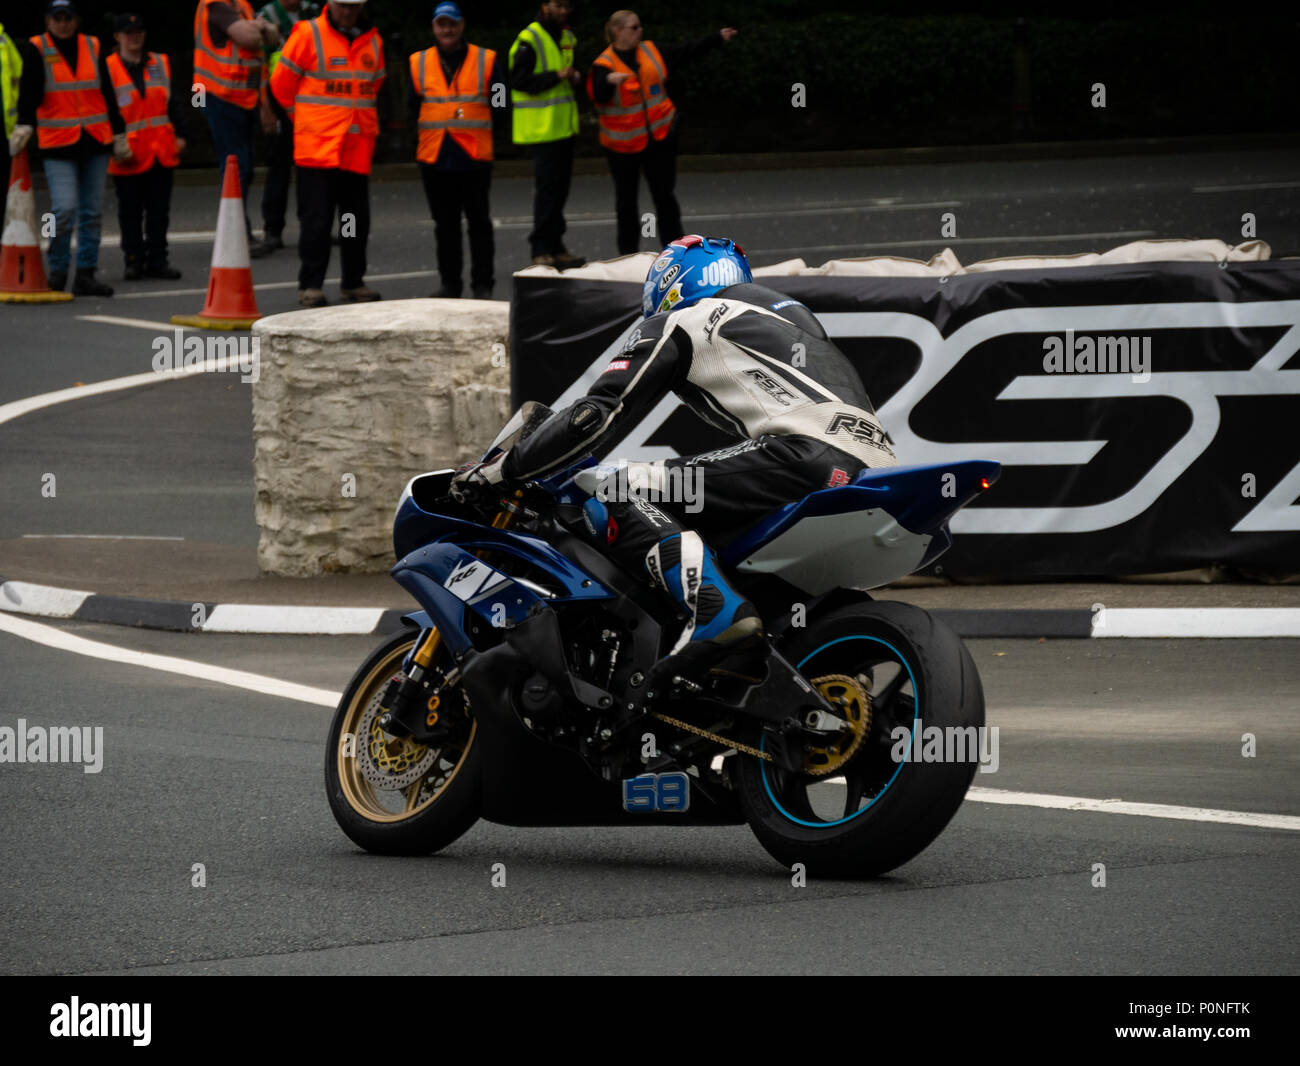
[{"xmin": 251, "ymin": 299, "xmax": 511, "ymax": 576}]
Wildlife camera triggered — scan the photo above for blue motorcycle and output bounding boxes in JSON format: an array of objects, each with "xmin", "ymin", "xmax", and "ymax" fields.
[{"xmin": 325, "ymin": 402, "xmax": 1000, "ymax": 877}]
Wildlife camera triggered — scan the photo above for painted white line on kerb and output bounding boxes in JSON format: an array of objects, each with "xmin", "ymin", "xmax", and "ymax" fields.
[
  {"xmin": 966, "ymin": 787, "xmax": 1300, "ymax": 831},
  {"xmin": 1, "ymin": 580, "xmax": 93, "ymax": 618},
  {"xmin": 0, "ymin": 611, "xmax": 339, "ymax": 708},
  {"xmin": 1093, "ymin": 608, "xmax": 1300, "ymax": 638},
  {"xmin": 201, "ymin": 604, "xmax": 385, "ymax": 635}
]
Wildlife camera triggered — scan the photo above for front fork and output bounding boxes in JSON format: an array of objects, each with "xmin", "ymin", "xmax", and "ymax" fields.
[{"xmin": 380, "ymin": 490, "xmax": 525, "ymax": 740}]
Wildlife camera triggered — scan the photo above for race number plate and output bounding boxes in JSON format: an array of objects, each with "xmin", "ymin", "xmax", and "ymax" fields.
[{"xmin": 622, "ymin": 772, "xmax": 690, "ymax": 813}]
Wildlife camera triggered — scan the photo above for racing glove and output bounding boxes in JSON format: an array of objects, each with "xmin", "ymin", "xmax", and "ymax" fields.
[{"xmin": 449, "ymin": 454, "xmax": 507, "ymax": 503}]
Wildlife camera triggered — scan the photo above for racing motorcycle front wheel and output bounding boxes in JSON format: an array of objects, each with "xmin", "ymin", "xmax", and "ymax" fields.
[
  {"xmin": 735, "ymin": 600, "xmax": 984, "ymax": 878},
  {"xmin": 325, "ymin": 629, "xmax": 481, "ymax": 855}
]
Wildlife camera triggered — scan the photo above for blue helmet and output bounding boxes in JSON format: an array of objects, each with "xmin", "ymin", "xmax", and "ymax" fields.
[{"xmin": 642, "ymin": 235, "xmax": 753, "ymax": 319}]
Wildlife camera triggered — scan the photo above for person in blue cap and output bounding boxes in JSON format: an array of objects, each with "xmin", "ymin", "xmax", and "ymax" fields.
[{"xmin": 409, "ymin": 2, "xmax": 507, "ymax": 298}]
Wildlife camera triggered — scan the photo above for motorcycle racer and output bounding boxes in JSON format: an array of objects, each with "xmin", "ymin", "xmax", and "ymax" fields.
[{"xmin": 452, "ymin": 235, "xmax": 897, "ymax": 690}]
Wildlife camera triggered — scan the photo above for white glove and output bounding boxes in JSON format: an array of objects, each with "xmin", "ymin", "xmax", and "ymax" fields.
[
  {"xmin": 8, "ymin": 125, "xmax": 33, "ymax": 156},
  {"xmin": 112, "ymin": 133, "xmax": 133, "ymax": 161}
]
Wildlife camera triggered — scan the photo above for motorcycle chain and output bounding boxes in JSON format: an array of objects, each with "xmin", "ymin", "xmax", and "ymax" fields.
[
  {"xmin": 649, "ymin": 711, "xmax": 772, "ymax": 762},
  {"xmin": 648, "ymin": 673, "xmax": 870, "ymax": 771}
]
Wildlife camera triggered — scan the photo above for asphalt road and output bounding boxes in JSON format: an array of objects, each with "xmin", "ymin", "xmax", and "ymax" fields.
[
  {"xmin": 0, "ymin": 623, "xmax": 1295, "ymax": 975},
  {"xmin": 1, "ymin": 147, "xmax": 1297, "ymax": 978}
]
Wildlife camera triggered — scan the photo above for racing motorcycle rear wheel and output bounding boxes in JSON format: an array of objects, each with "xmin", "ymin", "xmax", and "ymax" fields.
[
  {"xmin": 735, "ymin": 600, "xmax": 984, "ymax": 878},
  {"xmin": 325, "ymin": 629, "xmax": 481, "ymax": 855}
]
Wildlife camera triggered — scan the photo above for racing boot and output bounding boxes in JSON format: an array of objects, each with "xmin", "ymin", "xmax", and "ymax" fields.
[{"xmin": 643, "ymin": 531, "xmax": 765, "ymax": 697}]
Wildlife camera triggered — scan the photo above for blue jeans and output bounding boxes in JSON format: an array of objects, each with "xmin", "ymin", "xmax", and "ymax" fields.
[
  {"xmin": 202, "ymin": 94, "xmax": 257, "ymax": 234},
  {"xmin": 42, "ymin": 152, "xmax": 110, "ymax": 274}
]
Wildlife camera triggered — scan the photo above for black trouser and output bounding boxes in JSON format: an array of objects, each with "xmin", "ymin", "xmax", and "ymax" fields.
[
  {"xmin": 599, "ymin": 435, "xmax": 869, "ymax": 576},
  {"xmin": 603, "ymin": 130, "xmax": 683, "ymax": 256},
  {"xmin": 260, "ymin": 97, "xmax": 294, "ymax": 239},
  {"xmin": 111, "ymin": 162, "xmax": 174, "ymax": 268},
  {"xmin": 527, "ymin": 136, "xmax": 574, "ymax": 257},
  {"xmin": 419, "ymin": 162, "xmax": 494, "ymax": 293},
  {"xmin": 296, "ymin": 165, "xmax": 370, "ymax": 290}
]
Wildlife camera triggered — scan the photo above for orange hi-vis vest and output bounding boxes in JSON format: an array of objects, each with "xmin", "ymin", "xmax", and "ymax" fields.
[
  {"xmin": 410, "ymin": 43, "xmax": 495, "ymax": 164},
  {"xmin": 29, "ymin": 32, "xmax": 112, "ymax": 149},
  {"xmin": 106, "ymin": 52, "xmax": 179, "ymax": 175},
  {"xmin": 193, "ymin": 0, "xmax": 263, "ymax": 110},
  {"xmin": 270, "ymin": 14, "xmax": 384, "ymax": 174},
  {"xmin": 587, "ymin": 40, "xmax": 675, "ymax": 154}
]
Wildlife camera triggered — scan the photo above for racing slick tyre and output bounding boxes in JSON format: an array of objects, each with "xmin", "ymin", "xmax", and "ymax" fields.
[
  {"xmin": 325, "ymin": 629, "xmax": 481, "ymax": 855},
  {"xmin": 736, "ymin": 600, "xmax": 984, "ymax": 878}
]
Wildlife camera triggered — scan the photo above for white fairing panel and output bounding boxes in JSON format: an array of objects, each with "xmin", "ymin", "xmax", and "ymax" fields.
[{"xmin": 735, "ymin": 509, "xmax": 932, "ymax": 594}]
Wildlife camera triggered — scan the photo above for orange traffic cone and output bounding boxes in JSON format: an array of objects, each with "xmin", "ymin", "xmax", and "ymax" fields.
[
  {"xmin": 0, "ymin": 149, "xmax": 74, "ymax": 303},
  {"xmin": 172, "ymin": 155, "xmax": 262, "ymax": 329}
]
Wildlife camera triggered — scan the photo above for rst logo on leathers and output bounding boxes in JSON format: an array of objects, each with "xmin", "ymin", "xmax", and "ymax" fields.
[{"xmin": 826, "ymin": 411, "xmax": 889, "ymax": 450}]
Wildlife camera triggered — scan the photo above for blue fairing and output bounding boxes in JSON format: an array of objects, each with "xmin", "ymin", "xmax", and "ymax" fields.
[
  {"xmin": 721, "ymin": 460, "xmax": 1000, "ymax": 569},
  {"xmin": 390, "ymin": 489, "xmax": 615, "ymax": 657}
]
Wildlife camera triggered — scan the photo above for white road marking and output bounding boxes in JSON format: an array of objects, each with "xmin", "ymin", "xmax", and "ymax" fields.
[
  {"xmin": 0, "ymin": 355, "xmax": 250, "ymax": 430},
  {"xmin": 1192, "ymin": 181, "xmax": 1300, "ymax": 193},
  {"xmin": 1, "ymin": 580, "xmax": 92, "ymax": 617},
  {"xmin": 0, "ymin": 613, "xmax": 1295, "ymax": 829},
  {"xmin": 1093, "ymin": 608, "xmax": 1300, "ymax": 638},
  {"xmin": 201, "ymin": 604, "xmax": 385, "ymax": 635},
  {"xmin": 113, "ymin": 269, "xmax": 433, "ymax": 300},
  {"xmin": 76, "ymin": 314, "xmax": 196, "ymax": 332},
  {"xmin": 966, "ymin": 787, "xmax": 1300, "ymax": 831},
  {"xmin": 0, "ymin": 611, "xmax": 339, "ymax": 708},
  {"xmin": 22, "ymin": 534, "xmax": 185, "ymax": 541}
]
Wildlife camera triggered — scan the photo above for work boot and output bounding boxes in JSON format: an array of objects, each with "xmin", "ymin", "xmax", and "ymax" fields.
[
  {"xmin": 298, "ymin": 288, "xmax": 328, "ymax": 308},
  {"xmin": 47, "ymin": 270, "xmax": 67, "ymax": 292},
  {"xmin": 432, "ymin": 284, "xmax": 461, "ymax": 298},
  {"xmin": 471, "ymin": 284, "xmax": 494, "ymax": 300},
  {"xmin": 553, "ymin": 247, "xmax": 586, "ymax": 270},
  {"xmin": 144, "ymin": 261, "xmax": 182, "ymax": 279},
  {"xmin": 530, "ymin": 253, "xmax": 556, "ymax": 268},
  {"xmin": 73, "ymin": 269, "xmax": 113, "ymax": 297},
  {"xmin": 249, "ymin": 237, "xmax": 276, "ymax": 259},
  {"xmin": 340, "ymin": 285, "xmax": 381, "ymax": 303},
  {"xmin": 261, "ymin": 231, "xmax": 285, "ymax": 251},
  {"xmin": 123, "ymin": 255, "xmax": 145, "ymax": 281},
  {"xmin": 642, "ymin": 531, "xmax": 766, "ymax": 696}
]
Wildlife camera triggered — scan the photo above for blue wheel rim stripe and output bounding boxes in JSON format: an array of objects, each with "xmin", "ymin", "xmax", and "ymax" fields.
[{"xmin": 759, "ymin": 635, "xmax": 919, "ymax": 829}]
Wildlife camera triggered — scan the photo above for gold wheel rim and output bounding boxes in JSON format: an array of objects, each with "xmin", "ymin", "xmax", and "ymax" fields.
[{"xmin": 336, "ymin": 636, "xmax": 476, "ymax": 823}]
